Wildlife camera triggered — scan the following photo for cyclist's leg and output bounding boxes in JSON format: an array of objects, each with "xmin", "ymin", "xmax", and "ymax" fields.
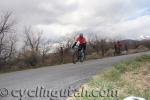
[
  {"xmin": 78, "ymin": 45, "xmax": 82, "ymax": 59},
  {"xmin": 79, "ymin": 44, "xmax": 85, "ymax": 62},
  {"xmin": 82, "ymin": 43, "xmax": 86, "ymax": 57}
]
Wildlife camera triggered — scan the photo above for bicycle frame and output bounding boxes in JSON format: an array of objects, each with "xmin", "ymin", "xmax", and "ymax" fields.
[{"xmin": 72, "ymin": 45, "xmax": 85, "ymax": 63}]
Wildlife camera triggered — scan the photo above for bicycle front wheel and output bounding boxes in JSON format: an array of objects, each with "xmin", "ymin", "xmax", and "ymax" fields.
[
  {"xmin": 72, "ymin": 51, "xmax": 78, "ymax": 64},
  {"xmin": 80, "ymin": 51, "xmax": 85, "ymax": 62}
]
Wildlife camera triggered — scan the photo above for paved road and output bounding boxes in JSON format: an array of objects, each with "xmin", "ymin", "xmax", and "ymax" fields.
[{"xmin": 0, "ymin": 51, "xmax": 150, "ymax": 100}]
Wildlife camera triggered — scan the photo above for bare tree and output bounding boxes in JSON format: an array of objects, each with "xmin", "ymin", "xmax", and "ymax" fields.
[
  {"xmin": 0, "ymin": 12, "xmax": 16, "ymax": 66},
  {"xmin": 88, "ymin": 34, "xmax": 106, "ymax": 57},
  {"xmin": 23, "ymin": 27, "xmax": 43, "ymax": 66},
  {"xmin": 54, "ymin": 35, "xmax": 75, "ymax": 64},
  {"xmin": 40, "ymin": 39, "xmax": 52, "ymax": 63},
  {"xmin": 24, "ymin": 27, "xmax": 42, "ymax": 52},
  {"xmin": 100, "ymin": 39, "xmax": 106, "ymax": 57}
]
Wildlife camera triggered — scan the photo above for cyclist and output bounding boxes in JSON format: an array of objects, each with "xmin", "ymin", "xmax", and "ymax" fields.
[
  {"xmin": 72, "ymin": 33, "xmax": 87, "ymax": 57},
  {"xmin": 114, "ymin": 40, "xmax": 122, "ymax": 55}
]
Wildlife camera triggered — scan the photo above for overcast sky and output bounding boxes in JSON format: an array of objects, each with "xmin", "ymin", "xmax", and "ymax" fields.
[{"xmin": 0, "ymin": 0, "xmax": 150, "ymax": 40}]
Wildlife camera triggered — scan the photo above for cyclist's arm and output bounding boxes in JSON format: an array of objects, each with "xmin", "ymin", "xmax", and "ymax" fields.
[
  {"xmin": 72, "ymin": 42, "xmax": 77, "ymax": 48},
  {"xmin": 72, "ymin": 37, "xmax": 79, "ymax": 48}
]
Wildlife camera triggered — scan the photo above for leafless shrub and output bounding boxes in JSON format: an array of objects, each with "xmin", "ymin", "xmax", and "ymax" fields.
[
  {"xmin": 40, "ymin": 39, "xmax": 52, "ymax": 63},
  {"xmin": 140, "ymin": 39, "xmax": 150, "ymax": 49},
  {"xmin": 55, "ymin": 35, "xmax": 75, "ymax": 64},
  {"xmin": 22, "ymin": 27, "xmax": 43, "ymax": 66},
  {"xmin": 0, "ymin": 12, "xmax": 17, "ymax": 67},
  {"xmin": 88, "ymin": 34, "xmax": 107, "ymax": 57}
]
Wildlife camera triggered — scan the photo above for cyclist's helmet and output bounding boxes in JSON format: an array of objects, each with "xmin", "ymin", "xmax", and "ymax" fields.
[{"xmin": 79, "ymin": 33, "xmax": 83, "ymax": 37}]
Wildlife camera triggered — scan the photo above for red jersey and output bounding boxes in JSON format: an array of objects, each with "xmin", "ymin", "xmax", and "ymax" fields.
[
  {"xmin": 76, "ymin": 36, "xmax": 86, "ymax": 44},
  {"xmin": 114, "ymin": 41, "xmax": 122, "ymax": 47}
]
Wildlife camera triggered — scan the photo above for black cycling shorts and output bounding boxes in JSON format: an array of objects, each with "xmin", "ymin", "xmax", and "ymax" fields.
[{"xmin": 78, "ymin": 43, "xmax": 86, "ymax": 51}]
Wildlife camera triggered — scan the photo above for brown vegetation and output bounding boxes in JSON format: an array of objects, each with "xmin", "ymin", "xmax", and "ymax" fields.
[{"xmin": 0, "ymin": 12, "xmax": 150, "ymax": 73}]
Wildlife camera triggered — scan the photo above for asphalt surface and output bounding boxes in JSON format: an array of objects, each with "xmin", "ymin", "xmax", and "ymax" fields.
[{"xmin": 0, "ymin": 51, "xmax": 150, "ymax": 100}]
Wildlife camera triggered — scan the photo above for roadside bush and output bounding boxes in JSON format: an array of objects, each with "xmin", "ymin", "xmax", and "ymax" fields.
[
  {"xmin": 114, "ymin": 57, "xmax": 144, "ymax": 73},
  {"xmin": 23, "ymin": 51, "xmax": 41, "ymax": 66},
  {"xmin": 136, "ymin": 55, "xmax": 150, "ymax": 62}
]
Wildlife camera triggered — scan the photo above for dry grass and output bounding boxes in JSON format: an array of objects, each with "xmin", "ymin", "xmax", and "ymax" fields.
[
  {"xmin": 67, "ymin": 55, "xmax": 150, "ymax": 100},
  {"xmin": 122, "ymin": 62, "xmax": 150, "ymax": 90}
]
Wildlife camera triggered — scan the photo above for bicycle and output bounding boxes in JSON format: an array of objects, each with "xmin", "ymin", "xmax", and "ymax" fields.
[{"xmin": 72, "ymin": 45, "xmax": 85, "ymax": 64}]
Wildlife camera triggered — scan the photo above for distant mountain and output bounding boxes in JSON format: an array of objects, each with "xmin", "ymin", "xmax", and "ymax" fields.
[{"xmin": 121, "ymin": 39, "xmax": 139, "ymax": 44}]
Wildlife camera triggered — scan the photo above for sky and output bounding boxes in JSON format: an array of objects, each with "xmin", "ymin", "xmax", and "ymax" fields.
[{"xmin": 0, "ymin": 0, "xmax": 150, "ymax": 40}]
